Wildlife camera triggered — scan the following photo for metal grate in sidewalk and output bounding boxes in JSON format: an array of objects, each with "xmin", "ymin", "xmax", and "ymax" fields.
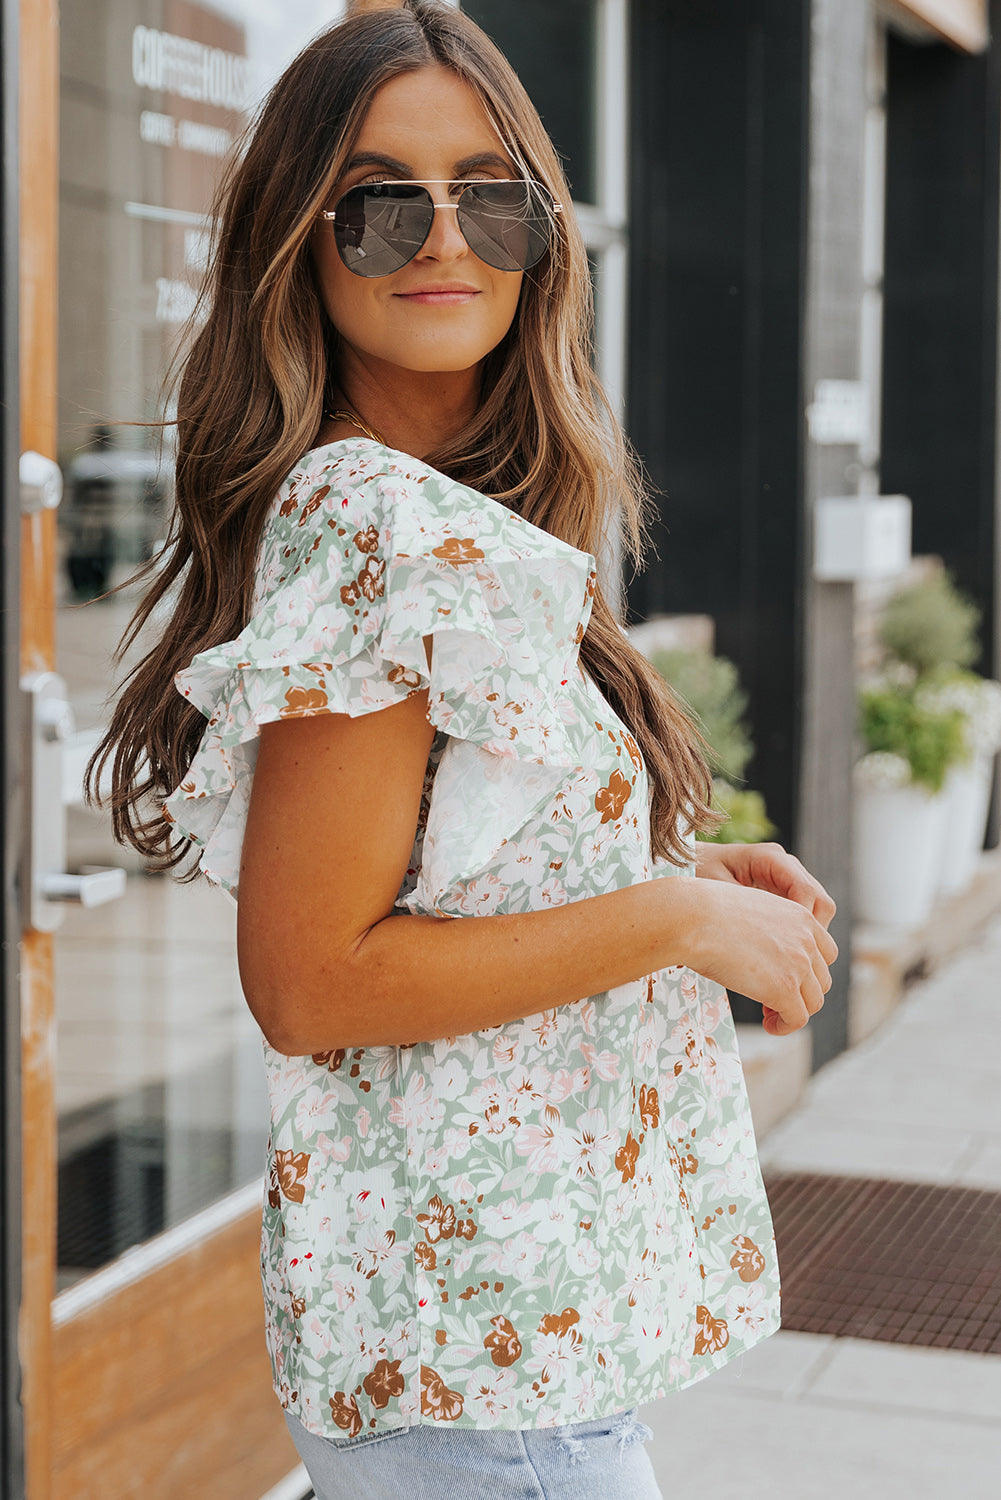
[{"xmin": 764, "ymin": 1172, "xmax": 1001, "ymax": 1354}]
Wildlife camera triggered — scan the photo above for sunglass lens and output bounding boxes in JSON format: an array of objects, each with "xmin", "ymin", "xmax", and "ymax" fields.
[
  {"xmin": 333, "ymin": 183, "xmax": 434, "ymax": 277},
  {"xmin": 457, "ymin": 180, "xmax": 552, "ymax": 272}
]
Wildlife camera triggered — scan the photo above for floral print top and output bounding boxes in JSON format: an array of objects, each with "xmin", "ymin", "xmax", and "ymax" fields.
[{"xmin": 163, "ymin": 439, "xmax": 780, "ymax": 1439}]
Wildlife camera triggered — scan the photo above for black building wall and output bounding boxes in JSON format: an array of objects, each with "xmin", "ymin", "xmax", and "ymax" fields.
[
  {"xmin": 625, "ymin": 0, "xmax": 810, "ymax": 859},
  {"xmin": 882, "ymin": 6, "xmax": 1001, "ymax": 847}
]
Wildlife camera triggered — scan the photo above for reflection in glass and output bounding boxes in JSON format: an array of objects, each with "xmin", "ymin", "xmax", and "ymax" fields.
[
  {"xmin": 462, "ymin": 0, "xmax": 599, "ymax": 204},
  {"xmin": 56, "ymin": 0, "xmax": 345, "ymax": 1288}
]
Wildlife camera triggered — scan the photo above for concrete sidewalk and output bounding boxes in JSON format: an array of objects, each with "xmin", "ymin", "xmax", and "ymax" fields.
[{"xmin": 641, "ymin": 913, "xmax": 1001, "ymax": 1499}]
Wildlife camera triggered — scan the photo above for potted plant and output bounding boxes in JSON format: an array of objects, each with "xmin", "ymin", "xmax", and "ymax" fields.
[
  {"xmin": 649, "ymin": 648, "xmax": 776, "ymax": 844},
  {"xmin": 872, "ymin": 570, "xmax": 1001, "ymax": 898},
  {"xmin": 915, "ymin": 671, "xmax": 1001, "ymax": 895},
  {"xmin": 854, "ymin": 665, "xmax": 966, "ymax": 925}
]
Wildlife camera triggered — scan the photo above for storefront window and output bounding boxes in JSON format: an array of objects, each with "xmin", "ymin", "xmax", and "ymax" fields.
[{"xmin": 55, "ymin": 0, "xmax": 345, "ymax": 1287}]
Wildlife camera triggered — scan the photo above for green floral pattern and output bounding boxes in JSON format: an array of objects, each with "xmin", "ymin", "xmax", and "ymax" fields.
[{"xmin": 163, "ymin": 440, "xmax": 780, "ymax": 1438}]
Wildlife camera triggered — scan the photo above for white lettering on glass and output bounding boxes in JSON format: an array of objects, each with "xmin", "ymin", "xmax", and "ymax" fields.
[
  {"xmin": 177, "ymin": 120, "xmax": 232, "ymax": 157},
  {"xmin": 139, "ymin": 110, "xmax": 176, "ymax": 146},
  {"xmin": 138, "ymin": 111, "xmax": 232, "ymax": 159},
  {"xmin": 132, "ymin": 25, "xmax": 251, "ymax": 112}
]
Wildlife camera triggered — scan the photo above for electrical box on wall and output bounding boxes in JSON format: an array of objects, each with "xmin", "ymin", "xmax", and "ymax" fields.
[{"xmin": 813, "ymin": 494, "xmax": 912, "ymax": 581}]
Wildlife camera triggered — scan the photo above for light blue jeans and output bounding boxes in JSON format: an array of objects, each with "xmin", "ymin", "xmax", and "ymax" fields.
[{"xmin": 284, "ymin": 1406, "xmax": 663, "ymax": 1500}]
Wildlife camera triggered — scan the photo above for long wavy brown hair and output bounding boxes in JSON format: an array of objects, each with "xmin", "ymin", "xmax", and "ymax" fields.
[{"xmin": 88, "ymin": 0, "xmax": 720, "ymax": 868}]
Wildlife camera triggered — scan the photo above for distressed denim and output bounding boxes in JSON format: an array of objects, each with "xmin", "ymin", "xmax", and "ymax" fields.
[{"xmin": 284, "ymin": 1406, "xmax": 662, "ymax": 1500}]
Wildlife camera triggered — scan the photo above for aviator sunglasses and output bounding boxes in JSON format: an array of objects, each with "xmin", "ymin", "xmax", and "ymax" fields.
[{"xmin": 319, "ymin": 178, "xmax": 560, "ymax": 278}]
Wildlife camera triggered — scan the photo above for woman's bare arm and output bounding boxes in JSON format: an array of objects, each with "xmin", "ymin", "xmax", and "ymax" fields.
[{"xmin": 237, "ymin": 683, "xmax": 837, "ymax": 1054}]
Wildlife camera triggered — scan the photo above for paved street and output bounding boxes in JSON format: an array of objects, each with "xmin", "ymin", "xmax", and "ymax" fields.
[{"xmin": 642, "ymin": 913, "xmax": 1001, "ymax": 1498}]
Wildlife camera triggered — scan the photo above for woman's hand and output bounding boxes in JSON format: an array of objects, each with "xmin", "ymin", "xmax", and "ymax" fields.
[
  {"xmin": 694, "ymin": 840, "xmax": 837, "ymax": 927},
  {"xmin": 685, "ymin": 847, "xmax": 839, "ymax": 1037}
]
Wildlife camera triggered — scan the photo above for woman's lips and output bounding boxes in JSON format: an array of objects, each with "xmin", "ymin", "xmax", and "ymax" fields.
[{"xmin": 393, "ymin": 285, "xmax": 481, "ymax": 305}]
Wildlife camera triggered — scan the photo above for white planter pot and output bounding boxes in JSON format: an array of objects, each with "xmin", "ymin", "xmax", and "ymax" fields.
[
  {"xmin": 937, "ymin": 753, "xmax": 995, "ymax": 897},
  {"xmin": 854, "ymin": 781, "xmax": 951, "ymax": 927}
]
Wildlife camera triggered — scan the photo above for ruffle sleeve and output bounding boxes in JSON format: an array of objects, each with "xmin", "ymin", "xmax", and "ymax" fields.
[{"xmin": 162, "ymin": 445, "xmax": 598, "ymax": 899}]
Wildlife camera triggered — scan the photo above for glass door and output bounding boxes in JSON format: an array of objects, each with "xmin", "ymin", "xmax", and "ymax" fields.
[{"xmin": 17, "ymin": 2, "xmax": 343, "ymax": 1495}]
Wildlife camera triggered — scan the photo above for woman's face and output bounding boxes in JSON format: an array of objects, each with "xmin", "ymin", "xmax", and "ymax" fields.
[{"xmin": 311, "ymin": 65, "xmax": 527, "ymax": 378}]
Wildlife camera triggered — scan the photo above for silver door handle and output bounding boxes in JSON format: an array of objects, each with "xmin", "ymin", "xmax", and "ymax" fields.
[
  {"xmin": 41, "ymin": 868, "xmax": 127, "ymax": 905},
  {"xmin": 19, "ymin": 450, "xmax": 63, "ymax": 514},
  {"xmin": 21, "ymin": 671, "xmax": 127, "ymax": 931}
]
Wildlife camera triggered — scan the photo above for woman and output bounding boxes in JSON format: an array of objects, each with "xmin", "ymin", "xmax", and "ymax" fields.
[{"xmin": 91, "ymin": 3, "xmax": 838, "ymax": 1496}]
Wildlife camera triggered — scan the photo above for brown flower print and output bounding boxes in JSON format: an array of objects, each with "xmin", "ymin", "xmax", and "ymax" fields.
[
  {"xmin": 280, "ymin": 685, "xmax": 328, "ymax": 718},
  {"xmin": 329, "ymin": 1390, "xmax": 363, "ymax": 1437},
  {"xmin": 269, "ymin": 1150, "xmax": 310, "ymax": 1206},
  {"xmin": 296, "ymin": 486, "xmax": 330, "ymax": 526},
  {"xmin": 693, "ymin": 1304, "xmax": 729, "ymax": 1356},
  {"xmin": 416, "ymin": 1194, "xmax": 457, "ymax": 1244},
  {"xmin": 615, "ymin": 1130, "xmax": 640, "ymax": 1183},
  {"xmin": 359, "ymin": 556, "xmax": 385, "ymax": 602},
  {"xmin": 537, "ymin": 1307, "xmax": 583, "ymax": 1352},
  {"xmin": 363, "ymin": 1358, "xmax": 405, "ymax": 1410},
  {"xmin": 639, "ymin": 1084, "xmax": 660, "ymax": 1131},
  {"xmin": 414, "ymin": 1241, "xmax": 438, "ymax": 1271},
  {"xmin": 388, "ymin": 663, "xmax": 424, "ymax": 690},
  {"xmin": 622, "ymin": 730, "xmax": 643, "ymax": 772},
  {"xmin": 311, "ymin": 1049, "xmax": 346, "ymax": 1073},
  {"xmin": 484, "ymin": 1314, "xmax": 523, "ymax": 1368},
  {"xmin": 353, "ymin": 524, "xmax": 380, "ymax": 554},
  {"xmin": 420, "ymin": 1364, "xmax": 464, "ymax": 1421},
  {"xmin": 432, "ymin": 537, "xmax": 485, "ymax": 564},
  {"xmin": 455, "ymin": 1216, "xmax": 478, "ymax": 1241},
  {"xmin": 594, "ymin": 769, "xmax": 632, "ymax": 824},
  {"xmin": 340, "ymin": 579, "xmax": 361, "ymax": 606},
  {"xmin": 729, "ymin": 1234, "xmax": 766, "ymax": 1283}
]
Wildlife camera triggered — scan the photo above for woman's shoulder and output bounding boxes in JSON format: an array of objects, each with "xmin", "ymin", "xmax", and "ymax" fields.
[{"xmin": 257, "ymin": 438, "xmax": 595, "ymax": 599}]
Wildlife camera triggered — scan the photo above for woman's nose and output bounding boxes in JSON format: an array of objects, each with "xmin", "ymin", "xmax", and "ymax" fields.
[{"xmin": 416, "ymin": 201, "xmax": 469, "ymax": 263}]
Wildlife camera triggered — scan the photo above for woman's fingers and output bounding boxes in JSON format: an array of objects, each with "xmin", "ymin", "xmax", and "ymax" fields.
[{"xmin": 818, "ymin": 924, "xmax": 839, "ymax": 966}]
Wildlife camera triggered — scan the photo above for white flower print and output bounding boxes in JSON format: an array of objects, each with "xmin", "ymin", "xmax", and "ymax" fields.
[
  {"xmin": 577, "ymin": 1043, "xmax": 620, "ymax": 1081},
  {"xmin": 387, "ymin": 1073, "xmax": 445, "ymax": 1136},
  {"xmin": 325, "ymin": 1265, "xmax": 371, "ymax": 1313},
  {"xmin": 578, "ymin": 1292, "xmax": 624, "ymax": 1344},
  {"xmin": 479, "ymin": 1197, "xmax": 538, "ymax": 1237},
  {"xmin": 514, "ymin": 1117, "xmax": 573, "ymax": 1176},
  {"xmin": 567, "ymin": 1108, "xmax": 616, "ymax": 1179},
  {"xmin": 336, "ymin": 1168, "xmax": 403, "ymax": 1225},
  {"xmin": 452, "ymin": 873, "xmax": 510, "ymax": 916},
  {"xmin": 466, "ymin": 1367, "xmax": 519, "ymax": 1421},
  {"xmin": 533, "ymin": 1193, "xmax": 580, "ymax": 1245},
  {"xmin": 496, "ymin": 835, "xmax": 548, "ymax": 885},
  {"xmin": 287, "ymin": 1083, "xmax": 337, "ymax": 1140},
  {"xmin": 430, "ymin": 1057, "xmax": 472, "ymax": 1100},
  {"xmin": 537, "ymin": 877, "xmax": 570, "ymax": 908},
  {"xmin": 566, "ymin": 1239, "xmax": 602, "ymax": 1276},
  {"xmin": 566, "ymin": 1370, "xmax": 599, "ymax": 1418},
  {"xmin": 482, "ymin": 1231, "xmax": 546, "ymax": 1279},
  {"xmin": 726, "ymin": 1282, "xmax": 768, "ymax": 1339}
]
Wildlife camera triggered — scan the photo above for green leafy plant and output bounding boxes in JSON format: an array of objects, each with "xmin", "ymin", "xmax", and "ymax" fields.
[
  {"xmin": 859, "ymin": 678, "xmax": 967, "ymax": 793},
  {"xmin": 649, "ymin": 648, "xmax": 753, "ymax": 782},
  {"xmin": 700, "ymin": 781, "xmax": 776, "ymax": 845},
  {"xmin": 878, "ymin": 572, "xmax": 981, "ymax": 676},
  {"xmin": 650, "ymin": 647, "xmax": 772, "ymax": 842}
]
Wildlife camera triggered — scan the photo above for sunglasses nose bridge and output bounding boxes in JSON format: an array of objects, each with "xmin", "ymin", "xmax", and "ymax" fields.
[{"xmin": 416, "ymin": 194, "xmax": 471, "ymax": 261}]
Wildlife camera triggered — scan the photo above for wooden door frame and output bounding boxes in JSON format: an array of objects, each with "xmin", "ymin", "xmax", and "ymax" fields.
[
  {"xmin": 9, "ymin": 0, "xmax": 302, "ymax": 1492},
  {"xmin": 2, "ymin": 0, "xmax": 25, "ymax": 1486},
  {"xmin": 17, "ymin": 0, "xmax": 59, "ymax": 1488}
]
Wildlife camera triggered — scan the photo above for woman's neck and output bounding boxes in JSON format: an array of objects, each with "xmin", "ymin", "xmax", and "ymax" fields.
[{"xmin": 331, "ymin": 356, "xmax": 480, "ymax": 460}]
